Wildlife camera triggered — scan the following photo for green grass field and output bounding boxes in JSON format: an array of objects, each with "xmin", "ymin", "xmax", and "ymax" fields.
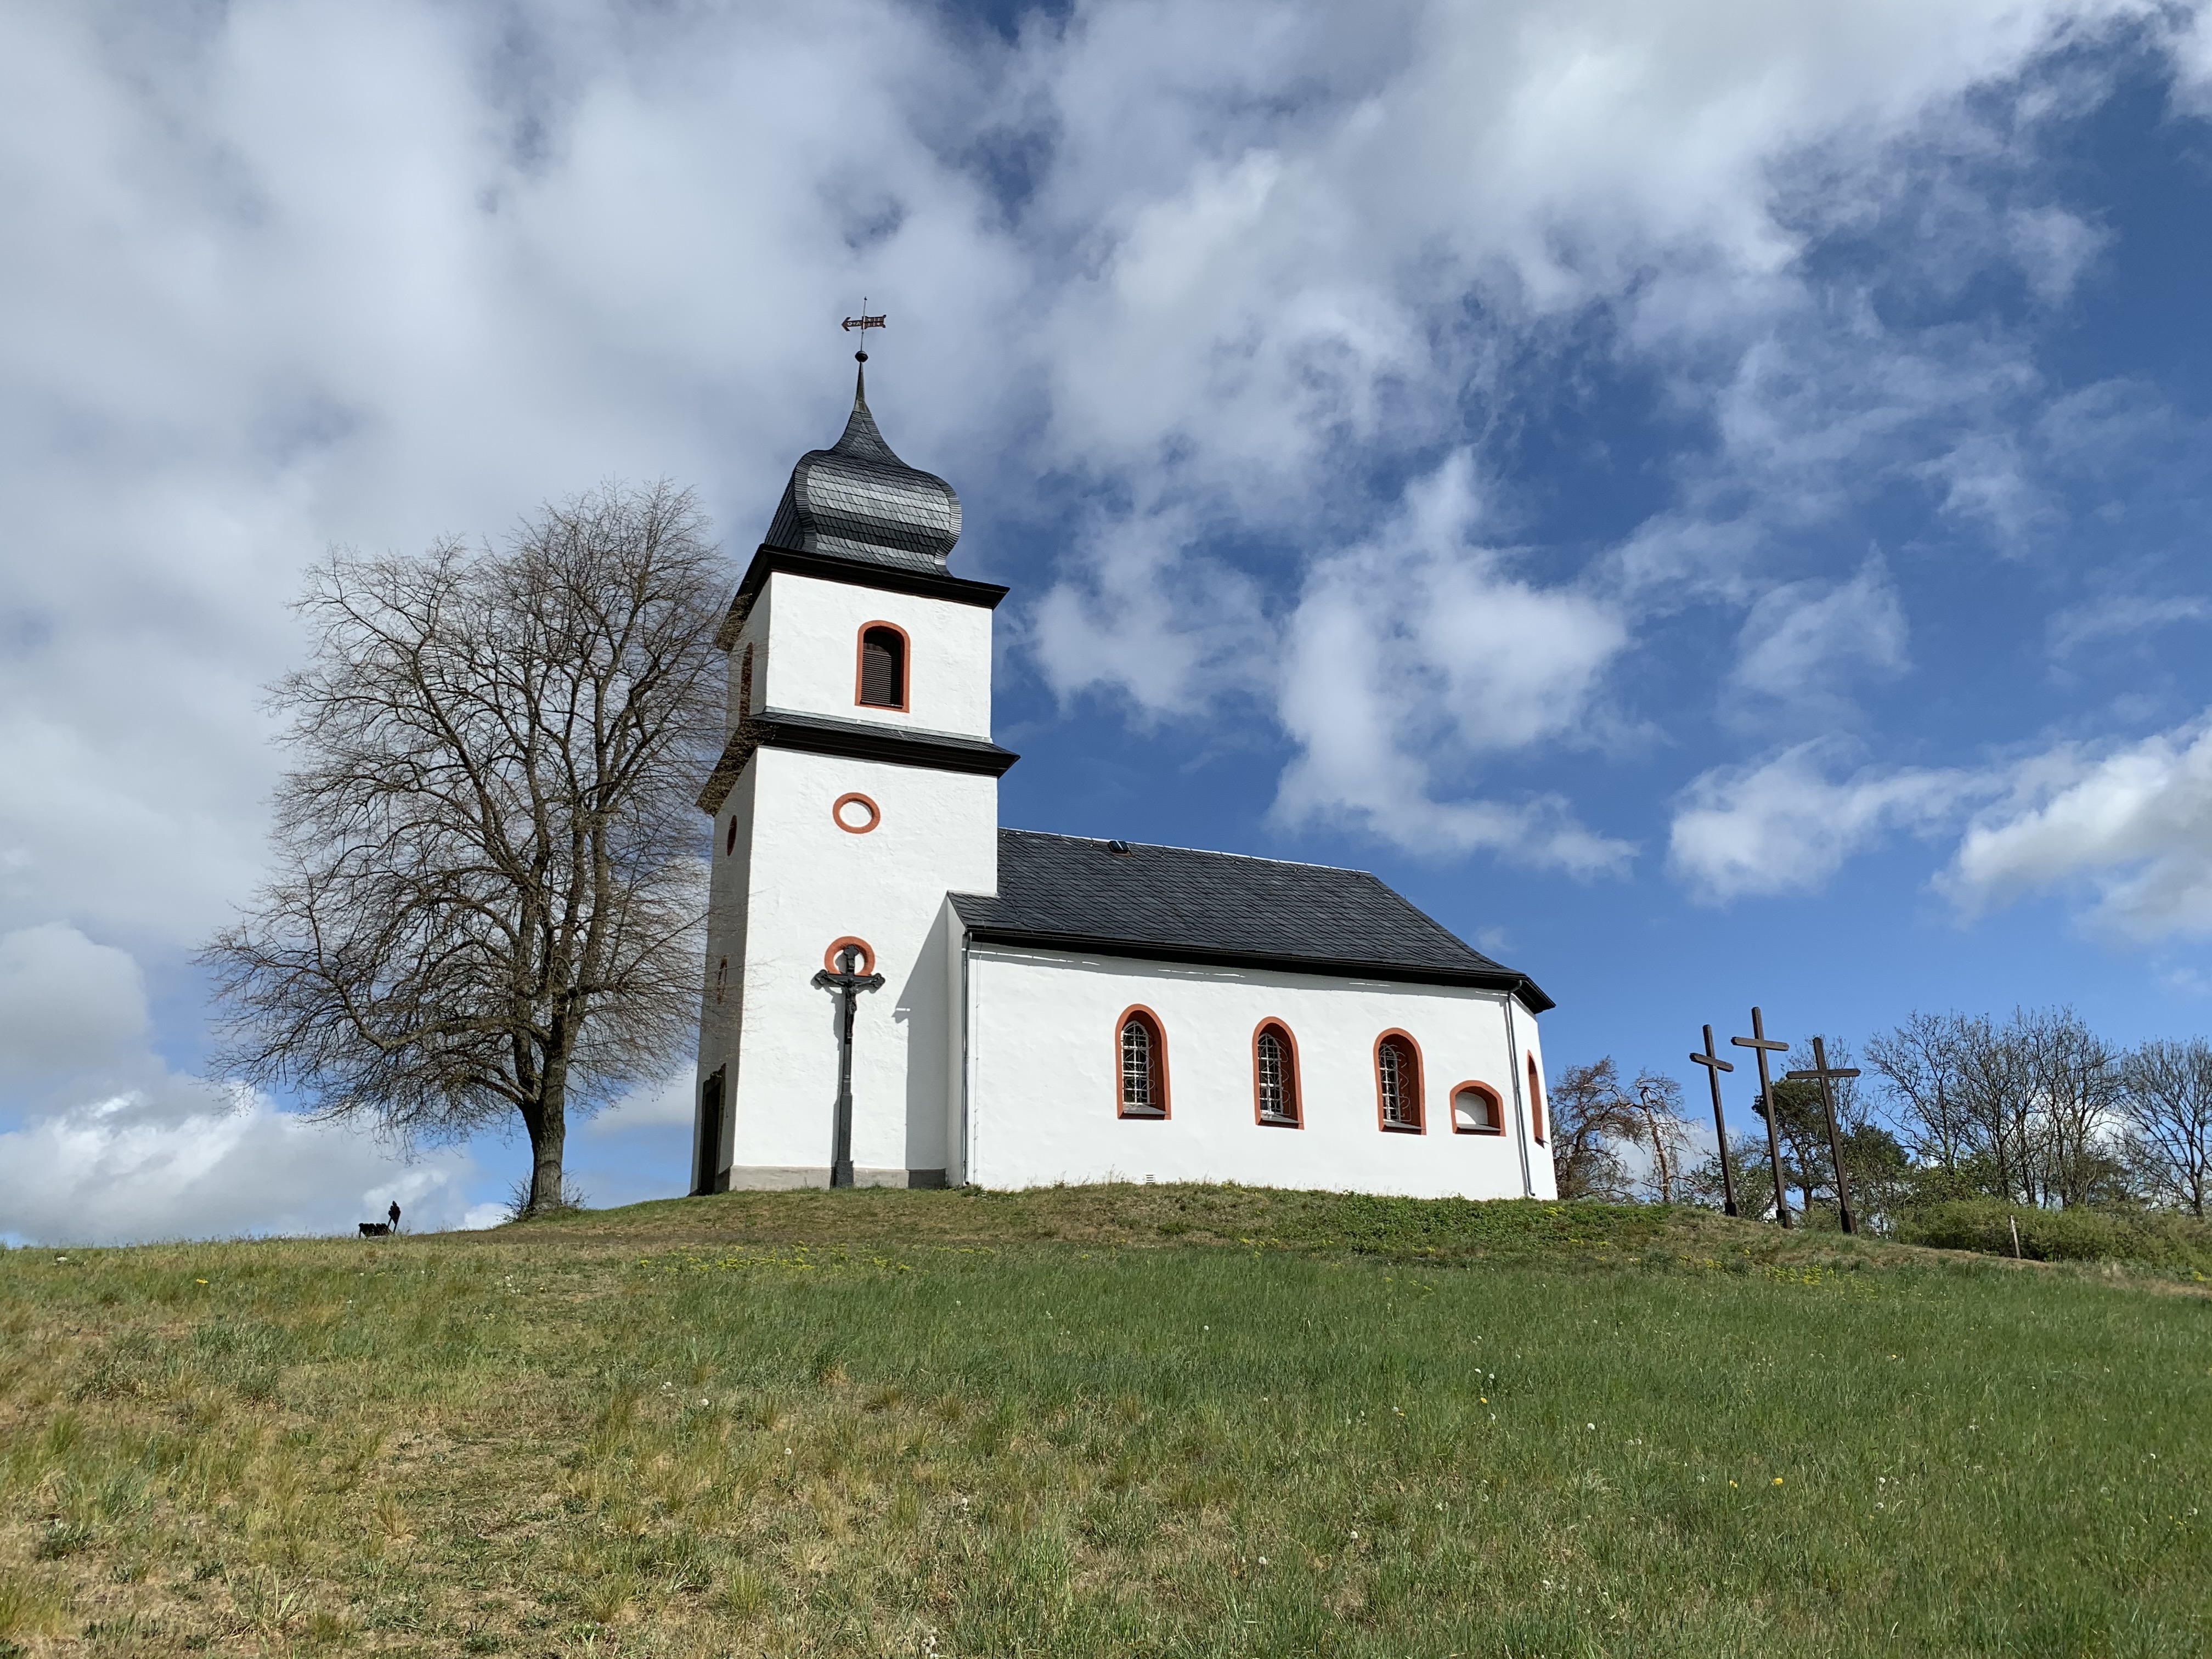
[{"xmin": 2, "ymin": 1186, "xmax": 2207, "ymax": 1657}]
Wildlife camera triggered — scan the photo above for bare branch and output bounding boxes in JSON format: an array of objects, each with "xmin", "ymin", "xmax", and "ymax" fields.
[{"xmin": 201, "ymin": 481, "xmax": 728, "ymax": 1213}]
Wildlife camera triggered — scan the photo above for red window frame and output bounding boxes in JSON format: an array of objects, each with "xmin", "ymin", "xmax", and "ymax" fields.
[
  {"xmin": 1449, "ymin": 1081, "xmax": 1504, "ymax": 1135},
  {"xmin": 1373, "ymin": 1030, "xmax": 1425, "ymax": 1133},
  {"xmin": 1115, "ymin": 1005, "xmax": 1171, "ymax": 1119},
  {"xmin": 854, "ymin": 622, "xmax": 911, "ymax": 711},
  {"xmin": 1251, "ymin": 1019, "xmax": 1302, "ymax": 1127}
]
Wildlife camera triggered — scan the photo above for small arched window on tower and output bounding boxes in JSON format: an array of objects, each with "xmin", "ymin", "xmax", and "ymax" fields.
[
  {"xmin": 1528, "ymin": 1056, "xmax": 1547, "ymax": 1144},
  {"xmin": 1117, "ymin": 1007, "xmax": 1169, "ymax": 1118},
  {"xmin": 1375, "ymin": 1032, "xmax": 1424, "ymax": 1132},
  {"xmin": 1254, "ymin": 1021, "xmax": 1300, "ymax": 1126},
  {"xmin": 856, "ymin": 623, "xmax": 909, "ymax": 710}
]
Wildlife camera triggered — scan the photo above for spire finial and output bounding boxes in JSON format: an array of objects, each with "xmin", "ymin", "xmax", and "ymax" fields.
[{"xmin": 841, "ymin": 300, "xmax": 885, "ymax": 393}]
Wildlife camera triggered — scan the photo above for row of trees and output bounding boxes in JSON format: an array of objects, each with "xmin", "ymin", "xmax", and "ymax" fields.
[{"xmin": 1553, "ymin": 1009, "xmax": 2212, "ymax": 1224}]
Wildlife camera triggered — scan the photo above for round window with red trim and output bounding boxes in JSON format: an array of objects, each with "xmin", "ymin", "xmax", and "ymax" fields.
[{"xmin": 832, "ymin": 792, "xmax": 881, "ymax": 834}]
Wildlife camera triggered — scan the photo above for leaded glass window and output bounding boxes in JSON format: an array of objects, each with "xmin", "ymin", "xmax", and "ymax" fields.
[
  {"xmin": 1121, "ymin": 1019, "xmax": 1155, "ymax": 1112},
  {"xmin": 1257, "ymin": 1029, "xmax": 1296, "ymax": 1122},
  {"xmin": 1379, "ymin": 1037, "xmax": 1419, "ymax": 1128}
]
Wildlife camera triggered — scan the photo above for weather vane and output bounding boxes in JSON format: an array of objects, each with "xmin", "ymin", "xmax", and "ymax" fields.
[{"xmin": 841, "ymin": 299, "xmax": 887, "ymax": 363}]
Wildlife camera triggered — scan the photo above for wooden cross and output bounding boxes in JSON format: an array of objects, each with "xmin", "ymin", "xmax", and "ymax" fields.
[
  {"xmin": 1731, "ymin": 1007, "xmax": 1793, "ymax": 1229},
  {"xmin": 1689, "ymin": 1025, "xmax": 1740, "ymax": 1217},
  {"xmin": 1786, "ymin": 1035, "xmax": 1861, "ymax": 1236},
  {"xmin": 811, "ymin": 943, "xmax": 885, "ymax": 1189}
]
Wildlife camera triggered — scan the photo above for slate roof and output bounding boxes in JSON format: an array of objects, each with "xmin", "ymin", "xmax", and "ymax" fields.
[
  {"xmin": 950, "ymin": 830, "xmax": 1552, "ymax": 1011},
  {"xmin": 762, "ymin": 363, "xmax": 962, "ymax": 571}
]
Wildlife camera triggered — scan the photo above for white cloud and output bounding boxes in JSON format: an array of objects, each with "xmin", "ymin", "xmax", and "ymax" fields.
[
  {"xmin": 1729, "ymin": 556, "xmax": 1909, "ymax": 721},
  {"xmin": 1669, "ymin": 741, "xmax": 1978, "ymax": 901},
  {"xmin": 583, "ymin": 1072, "xmax": 695, "ymax": 1136},
  {"xmin": 0, "ymin": 1092, "xmax": 481, "ymax": 1246},
  {"xmin": 1026, "ymin": 503, "xmax": 1268, "ymax": 720},
  {"xmin": 0, "ymin": 923, "xmax": 487, "ymax": 1244},
  {"xmin": 2049, "ymin": 592, "xmax": 2212, "ymax": 659},
  {"xmin": 0, "ymin": 923, "xmax": 150, "ymax": 1082},
  {"xmin": 1272, "ymin": 453, "xmax": 1633, "ymax": 872},
  {"xmin": 1944, "ymin": 714, "xmax": 2212, "ymax": 938},
  {"xmin": 1673, "ymin": 710, "xmax": 2212, "ymax": 938}
]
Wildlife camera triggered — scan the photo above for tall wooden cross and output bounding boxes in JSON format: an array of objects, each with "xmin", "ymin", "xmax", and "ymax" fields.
[
  {"xmin": 1731, "ymin": 1007, "xmax": 1792, "ymax": 1229},
  {"xmin": 811, "ymin": 944, "xmax": 885, "ymax": 1189},
  {"xmin": 1689, "ymin": 1025, "xmax": 1740, "ymax": 1217},
  {"xmin": 1786, "ymin": 1035, "xmax": 1861, "ymax": 1236}
]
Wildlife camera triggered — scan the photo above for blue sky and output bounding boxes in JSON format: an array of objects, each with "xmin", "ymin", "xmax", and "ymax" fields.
[{"xmin": 6, "ymin": 0, "xmax": 2212, "ymax": 1240}]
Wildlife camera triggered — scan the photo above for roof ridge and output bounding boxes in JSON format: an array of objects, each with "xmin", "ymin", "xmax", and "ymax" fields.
[{"xmin": 998, "ymin": 826, "xmax": 1378, "ymax": 879}]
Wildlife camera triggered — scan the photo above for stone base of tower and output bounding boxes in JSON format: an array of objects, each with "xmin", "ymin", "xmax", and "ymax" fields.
[{"xmin": 714, "ymin": 1164, "xmax": 949, "ymax": 1192}]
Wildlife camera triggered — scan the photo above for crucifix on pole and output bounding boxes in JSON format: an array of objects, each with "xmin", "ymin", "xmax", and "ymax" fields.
[
  {"xmin": 1689, "ymin": 1025, "xmax": 1740, "ymax": 1217},
  {"xmin": 1731, "ymin": 1007, "xmax": 1792, "ymax": 1229},
  {"xmin": 811, "ymin": 944, "xmax": 885, "ymax": 1189},
  {"xmin": 1786, "ymin": 1036, "xmax": 1861, "ymax": 1237}
]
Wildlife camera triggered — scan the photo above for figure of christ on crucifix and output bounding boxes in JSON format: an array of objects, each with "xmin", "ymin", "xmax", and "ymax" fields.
[
  {"xmin": 1688, "ymin": 1025, "xmax": 1740, "ymax": 1217},
  {"xmin": 1787, "ymin": 1036, "xmax": 1862, "ymax": 1236},
  {"xmin": 811, "ymin": 944, "xmax": 886, "ymax": 1189},
  {"xmin": 1731, "ymin": 1007, "xmax": 1792, "ymax": 1228}
]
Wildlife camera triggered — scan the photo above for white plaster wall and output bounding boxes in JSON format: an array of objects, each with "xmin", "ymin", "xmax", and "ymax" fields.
[
  {"xmin": 729, "ymin": 747, "xmax": 997, "ymax": 1180},
  {"xmin": 963, "ymin": 945, "xmax": 1555, "ymax": 1201},
  {"xmin": 1508, "ymin": 998, "xmax": 1558, "ymax": 1199},
  {"xmin": 692, "ymin": 761, "xmax": 758, "ymax": 1185},
  {"xmin": 758, "ymin": 572, "xmax": 993, "ymax": 738},
  {"xmin": 726, "ymin": 583, "xmax": 770, "ymax": 729}
]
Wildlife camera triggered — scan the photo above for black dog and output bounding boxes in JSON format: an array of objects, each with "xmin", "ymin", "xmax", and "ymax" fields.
[{"xmin": 358, "ymin": 1222, "xmax": 391, "ymax": 1237}]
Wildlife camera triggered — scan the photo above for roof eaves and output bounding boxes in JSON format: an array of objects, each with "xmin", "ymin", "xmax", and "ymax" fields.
[
  {"xmin": 732, "ymin": 544, "xmax": 1009, "ymax": 614},
  {"xmin": 947, "ymin": 906, "xmax": 1555, "ymax": 1013}
]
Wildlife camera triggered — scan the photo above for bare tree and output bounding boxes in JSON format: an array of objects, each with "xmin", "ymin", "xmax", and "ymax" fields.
[
  {"xmin": 1866, "ymin": 1007, "xmax": 2124, "ymax": 1208},
  {"xmin": 1547, "ymin": 1058, "xmax": 1643, "ymax": 1200},
  {"xmin": 1865, "ymin": 1012, "xmax": 1979, "ymax": 1173},
  {"xmin": 2014, "ymin": 1007, "xmax": 2123, "ymax": 1207},
  {"xmin": 2119, "ymin": 1039, "xmax": 2212, "ymax": 1216},
  {"xmin": 201, "ymin": 482, "xmax": 727, "ymax": 1215},
  {"xmin": 1629, "ymin": 1069, "xmax": 1695, "ymax": 1204}
]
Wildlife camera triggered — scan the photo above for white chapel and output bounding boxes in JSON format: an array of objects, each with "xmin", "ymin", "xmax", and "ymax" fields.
[{"xmin": 691, "ymin": 357, "xmax": 1559, "ymax": 1201}]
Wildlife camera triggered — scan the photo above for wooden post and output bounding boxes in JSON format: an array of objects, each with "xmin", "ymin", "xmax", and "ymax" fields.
[
  {"xmin": 1731, "ymin": 1008, "xmax": 1792, "ymax": 1229},
  {"xmin": 1785, "ymin": 1037, "xmax": 1862, "ymax": 1237},
  {"xmin": 1689, "ymin": 1025, "xmax": 1740, "ymax": 1217}
]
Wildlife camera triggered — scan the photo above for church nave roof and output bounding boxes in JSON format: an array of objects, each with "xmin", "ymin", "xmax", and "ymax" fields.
[{"xmin": 950, "ymin": 830, "xmax": 1553, "ymax": 1012}]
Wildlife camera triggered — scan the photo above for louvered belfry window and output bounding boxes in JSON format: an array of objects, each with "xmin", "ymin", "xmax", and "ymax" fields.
[
  {"xmin": 1121, "ymin": 1019, "xmax": 1156, "ymax": 1113},
  {"xmin": 859, "ymin": 625, "xmax": 905, "ymax": 708},
  {"xmin": 1256, "ymin": 1028, "xmax": 1296, "ymax": 1122},
  {"xmin": 1378, "ymin": 1036, "xmax": 1419, "ymax": 1129}
]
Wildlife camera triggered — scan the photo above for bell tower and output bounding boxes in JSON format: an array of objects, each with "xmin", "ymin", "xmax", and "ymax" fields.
[{"xmin": 691, "ymin": 353, "xmax": 1015, "ymax": 1192}]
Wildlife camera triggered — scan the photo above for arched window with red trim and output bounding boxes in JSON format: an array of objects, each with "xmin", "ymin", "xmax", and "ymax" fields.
[
  {"xmin": 856, "ymin": 623, "xmax": 909, "ymax": 710},
  {"xmin": 1528, "ymin": 1056, "xmax": 1547, "ymax": 1144},
  {"xmin": 1253, "ymin": 1020, "xmax": 1300, "ymax": 1126},
  {"xmin": 1117, "ymin": 1007, "xmax": 1169, "ymax": 1118},
  {"xmin": 1375, "ymin": 1031, "xmax": 1424, "ymax": 1132},
  {"xmin": 1451, "ymin": 1082, "xmax": 1503, "ymax": 1135}
]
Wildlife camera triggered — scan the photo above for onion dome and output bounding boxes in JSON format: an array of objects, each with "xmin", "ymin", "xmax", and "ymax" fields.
[{"xmin": 763, "ymin": 359, "xmax": 962, "ymax": 569}]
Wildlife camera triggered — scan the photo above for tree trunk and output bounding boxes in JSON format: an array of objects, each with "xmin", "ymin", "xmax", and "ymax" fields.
[{"xmin": 522, "ymin": 1074, "xmax": 568, "ymax": 1214}]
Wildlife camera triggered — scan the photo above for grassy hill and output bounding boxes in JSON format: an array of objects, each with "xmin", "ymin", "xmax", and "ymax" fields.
[{"xmin": 2, "ymin": 1186, "xmax": 2207, "ymax": 1657}]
